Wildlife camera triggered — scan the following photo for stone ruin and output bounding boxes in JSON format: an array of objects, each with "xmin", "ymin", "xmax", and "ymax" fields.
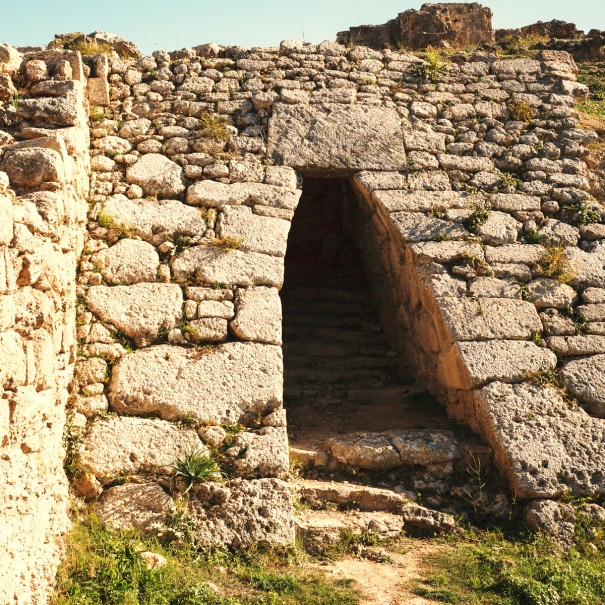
[{"xmin": 0, "ymin": 12, "xmax": 605, "ymax": 605}]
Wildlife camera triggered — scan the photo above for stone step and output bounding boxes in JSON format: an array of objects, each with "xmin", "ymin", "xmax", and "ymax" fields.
[
  {"xmin": 285, "ymin": 366, "xmax": 393, "ymax": 385},
  {"xmin": 286, "ymin": 354, "xmax": 400, "ymax": 371},
  {"xmin": 282, "ymin": 299, "xmax": 369, "ymax": 316},
  {"xmin": 346, "ymin": 385, "xmax": 426, "ymax": 405},
  {"xmin": 283, "ymin": 341, "xmax": 397, "ymax": 359},
  {"xmin": 284, "ymin": 325, "xmax": 389, "ymax": 346},
  {"xmin": 281, "ymin": 287, "xmax": 371, "ymax": 305},
  {"xmin": 283, "ymin": 313, "xmax": 383, "ymax": 332}
]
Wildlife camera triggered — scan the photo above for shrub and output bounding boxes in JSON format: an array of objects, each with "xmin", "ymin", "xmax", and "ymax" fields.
[
  {"xmin": 411, "ymin": 47, "xmax": 447, "ymax": 82},
  {"xmin": 198, "ymin": 113, "xmax": 231, "ymax": 140},
  {"xmin": 534, "ymin": 244, "xmax": 576, "ymax": 283},
  {"xmin": 508, "ymin": 99, "xmax": 535, "ymax": 124},
  {"xmin": 172, "ymin": 449, "xmax": 222, "ymax": 492}
]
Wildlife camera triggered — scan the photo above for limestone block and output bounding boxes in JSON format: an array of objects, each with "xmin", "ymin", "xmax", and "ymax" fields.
[
  {"xmin": 491, "ymin": 59, "xmax": 541, "ymax": 75},
  {"xmin": 468, "ymin": 277, "xmax": 522, "ymax": 299},
  {"xmin": 268, "ymin": 103, "xmax": 406, "ymax": 175},
  {"xmin": 187, "ymin": 287, "xmax": 233, "ymax": 302},
  {"xmin": 0, "ymin": 294, "xmax": 15, "ymax": 330},
  {"xmin": 388, "ymin": 430, "xmax": 460, "ymax": 465},
  {"xmin": 490, "ymin": 194, "xmax": 541, "ymax": 212},
  {"xmin": 546, "ymin": 335, "xmax": 605, "ymax": 356},
  {"xmin": 78, "ymin": 416, "xmax": 203, "ymax": 481},
  {"xmin": 101, "ymin": 196, "xmax": 206, "ymax": 245},
  {"xmin": 197, "ymin": 300, "xmax": 235, "ymax": 319},
  {"xmin": 126, "ymin": 153, "xmax": 185, "ymax": 199},
  {"xmin": 91, "ymin": 239, "xmax": 160, "ymax": 285},
  {"xmin": 0, "ymin": 195, "xmax": 13, "ymax": 245},
  {"xmin": 476, "ymin": 212, "xmax": 521, "ymax": 245},
  {"xmin": 560, "ymin": 355, "xmax": 605, "ymax": 417},
  {"xmin": 437, "ymin": 298, "xmax": 542, "ymax": 341},
  {"xmin": 538, "ymin": 219, "xmax": 580, "ymax": 246},
  {"xmin": 582, "ymin": 288, "xmax": 605, "ymax": 304},
  {"xmin": 179, "ymin": 76, "xmax": 214, "ymax": 94},
  {"xmin": 373, "ymin": 190, "xmax": 476, "ymax": 213},
  {"xmin": 390, "ymin": 212, "xmax": 467, "ymax": 243},
  {"xmin": 230, "ymin": 286, "xmax": 282, "ymax": 345},
  {"xmin": 73, "ymin": 393, "xmax": 108, "ymax": 418},
  {"xmin": 0, "ymin": 330, "xmax": 26, "ymax": 389},
  {"xmin": 96, "ymin": 483, "xmax": 174, "ymax": 531},
  {"xmin": 74, "ymin": 358, "xmax": 108, "ymax": 386},
  {"xmin": 0, "ymin": 43, "xmax": 22, "ymax": 73},
  {"xmin": 231, "ymin": 427, "xmax": 289, "ymax": 479},
  {"xmin": 526, "ymin": 278, "xmax": 577, "ymax": 309},
  {"xmin": 438, "ymin": 154, "xmax": 494, "ymax": 172},
  {"xmin": 172, "ymin": 245, "xmax": 284, "ymax": 288},
  {"xmin": 567, "ymin": 246, "xmax": 605, "ymax": 289},
  {"xmin": 440, "ymin": 340, "xmax": 557, "ymax": 389},
  {"xmin": 220, "ymin": 205, "xmax": 291, "ymax": 257},
  {"xmin": 353, "ymin": 171, "xmax": 406, "ymax": 192},
  {"xmin": 190, "ymin": 479, "xmax": 295, "ymax": 547},
  {"xmin": 16, "ymin": 94, "xmax": 80, "ymax": 127},
  {"xmin": 92, "ymin": 136, "xmax": 133, "ymax": 155},
  {"xmin": 484, "ymin": 244, "xmax": 545, "ymax": 265},
  {"xmin": 0, "ymin": 73, "xmax": 16, "ymax": 99},
  {"xmin": 410, "ymin": 241, "xmax": 484, "ymax": 264},
  {"xmin": 577, "ymin": 304, "xmax": 605, "ymax": 322},
  {"xmin": 109, "ymin": 342, "xmax": 283, "ymax": 424},
  {"xmin": 402, "ymin": 129, "xmax": 446, "ymax": 153},
  {"xmin": 264, "ymin": 166, "xmax": 298, "ymax": 189},
  {"xmin": 85, "ymin": 283, "xmax": 183, "ymax": 347},
  {"xmin": 185, "ymin": 318, "xmax": 228, "ymax": 343},
  {"xmin": 119, "ymin": 118, "xmax": 152, "ymax": 139},
  {"xmin": 328, "ymin": 433, "xmax": 401, "ymax": 470},
  {"xmin": 3, "ymin": 148, "xmax": 65, "ymax": 188},
  {"xmin": 87, "ymin": 78, "xmax": 110, "ymax": 106},
  {"xmin": 474, "ymin": 381, "xmax": 605, "ymax": 498},
  {"xmin": 186, "ymin": 180, "xmax": 301, "ymax": 211},
  {"xmin": 407, "ymin": 170, "xmax": 451, "ymax": 191}
]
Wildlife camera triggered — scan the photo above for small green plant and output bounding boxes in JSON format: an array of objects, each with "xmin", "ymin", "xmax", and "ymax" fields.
[
  {"xmin": 96, "ymin": 209, "xmax": 115, "ymax": 229},
  {"xmin": 508, "ymin": 98, "xmax": 535, "ymax": 124},
  {"xmin": 210, "ymin": 235, "xmax": 244, "ymax": 251},
  {"xmin": 198, "ymin": 113, "xmax": 231, "ymax": 140},
  {"xmin": 62, "ymin": 409, "xmax": 85, "ymax": 477},
  {"xmin": 181, "ymin": 322, "xmax": 199, "ymax": 337},
  {"xmin": 459, "ymin": 251, "xmax": 493, "ymax": 276},
  {"xmin": 172, "ymin": 449, "xmax": 223, "ymax": 493},
  {"xmin": 10, "ymin": 92, "xmax": 22, "ymax": 111},
  {"xmin": 577, "ymin": 60, "xmax": 605, "ymax": 118},
  {"xmin": 463, "ymin": 207, "xmax": 490, "ymax": 233},
  {"xmin": 410, "ymin": 47, "xmax": 447, "ymax": 82},
  {"xmin": 531, "ymin": 332, "xmax": 543, "ymax": 346},
  {"xmin": 70, "ymin": 40, "xmax": 113, "ymax": 56},
  {"xmin": 498, "ymin": 171, "xmax": 522, "ymax": 190},
  {"xmin": 534, "ymin": 244, "xmax": 576, "ymax": 284},
  {"xmin": 89, "ymin": 106, "xmax": 105, "ymax": 121},
  {"xmin": 563, "ymin": 201, "xmax": 603, "ymax": 225}
]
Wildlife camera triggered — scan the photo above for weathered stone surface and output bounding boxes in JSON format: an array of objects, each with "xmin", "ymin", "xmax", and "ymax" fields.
[
  {"xmin": 77, "ymin": 416, "xmax": 203, "ymax": 481},
  {"xmin": 185, "ymin": 318, "xmax": 228, "ymax": 343},
  {"xmin": 388, "ymin": 430, "xmax": 460, "ymax": 466},
  {"xmin": 576, "ymin": 304, "xmax": 605, "ymax": 322},
  {"xmin": 220, "ymin": 205, "xmax": 290, "ymax": 257},
  {"xmin": 437, "ymin": 298, "xmax": 542, "ymax": 341},
  {"xmin": 297, "ymin": 479, "xmax": 405, "ymax": 512},
  {"xmin": 474, "ymin": 381, "xmax": 605, "ymax": 498},
  {"xmin": 560, "ymin": 355, "xmax": 605, "ymax": 417},
  {"xmin": 187, "ymin": 180, "xmax": 301, "ymax": 211},
  {"xmin": 190, "ymin": 479, "xmax": 295, "ymax": 547},
  {"xmin": 468, "ymin": 277, "xmax": 522, "ymax": 299},
  {"xmin": 101, "ymin": 195, "xmax": 206, "ymax": 245},
  {"xmin": 399, "ymin": 504, "xmax": 457, "ymax": 533},
  {"xmin": 567, "ymin": 246, "xmax": 605, "ymax": 289},
  {"xmin": 402, "ymin": 129, "xmax": 446, "ymax": 154},
  {"xmin": 476, "ymin": 212, "xmax": 521, "ymax": 245},
  {"xmin": 268, "ymin": 103, "xmax": 406, "ymax": 175},
  {"xmin": 231, "ymin": 427, "xmax": 289, "ymax": 479},
  {"xmin": 109, "ymin": 343, "xmax": 282, "ymax": 424},
  {"xmin": 390, "ymin": 212, "xmax": 467, "ymax": 242},
  {"xmin": 372, "ymin": 190, "xmax": 475, "ymax": 213},
  {"xmin": 526, "ymin": 278, "xmax": 577, "ymax": 309},
  {"xmin": 17, "ymin": 92, "xmax": 82, "ymax": 127},
  {"xmin": 3, "ymin": 148, "xmax": 64, "ymax": 188},
  {"xmin": 545, "ymin": 335, "xmax": 605, "ymax": 356},
  {"xmin": 538, "ymin": 219, "xmax": 580, "ymax": 246},
  {"xmin": 96, "ymin": 483, "xmax": 174, "ymax": 531},
  {"xmin": 230, "ymin": 286, "xmax": 282, "ymax": 345},
  {"xmin": 441, "ymin": 340, "xmax": 557, "ymax": 389},
  {"xmin": 411, "ymin": 241, "xmax": 484, "ymax": 263},
  {"xmin": 0, "ymin": 43, "xmax": 22, "ymax": 73},
  {"xmin": 172, "ymin": 245, "xmax": 284, "ymax": 288},
  {"xmin": 484, "ymin": 244, "xmax": 545, "ymax": 265},
  {"xmin": 91, "ymin": 239, "xmax": 160, "ymax": 285},
  {"xmin": 126, "ymin": 153, "xmax": 185, "ymax": 199},
  {"xmin": 86, "ymin": 283, "xmax": 183, "ymax": 347},
  {"xmin": 328, "ymin": 433, "xmax": 401, "ymax": 471},
  {"xmin": 523, "ymin": 500, "xmax": 575, "ymax": 547}
]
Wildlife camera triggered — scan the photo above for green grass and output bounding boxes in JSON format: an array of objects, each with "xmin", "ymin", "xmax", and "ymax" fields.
[
  {"xmin": 577, "ymin": 61, "xmax": 605, "ymax": 118},
  {"xmin": 172, "ymin": 450, "xmax": 223, "ymax": 492},
  {"xmin": 53, "ymin": 514, "xmax": 362, "ymax": 605},
  {"xmin": 414, "ymin": 528, "xmax": 605, "ymax": 605}
]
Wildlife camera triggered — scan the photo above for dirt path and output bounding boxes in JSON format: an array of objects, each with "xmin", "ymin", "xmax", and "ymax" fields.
[{"xmin": 311, "ymin": 541, "xmax": 442, "ymax": 605}]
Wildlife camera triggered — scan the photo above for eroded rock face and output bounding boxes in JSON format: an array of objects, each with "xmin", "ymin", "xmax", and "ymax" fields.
[
  {"xmin": 125, "ymin": 154, "xmax": 185, "ymax": 199},
  {"xmin": 91, "ymin": 239, "xmax": 160, "ymax": 284},
  {"xmin": 96, "ymin": 483, "xmax": 174, "ymax": 531},
  {"xmin": 77, "ymin": 416, "xmax": 204, "ymax": 482},
  {"xmin": 189, "ymin": 479, "xmax": 295, "ymax": 547},
  {"xmin": 109, "ymin": 343, "xmax": 283, "ymax": 424},
  {"xmin": 560, "ymin": 355, "xmax": 605, "ymax": 417},
  {"xmin": 474, "ymin": 382, "xmax": 605, "ymax": 498},
  {"xmin": 268, "ymin": 104, "xmax": 406, "ymax": 176}
]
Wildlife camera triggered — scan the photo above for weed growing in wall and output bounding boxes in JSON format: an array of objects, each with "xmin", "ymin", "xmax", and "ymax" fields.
[
  {"xmin": 508, "ymin": 99, "xmax": 535, "ymax": 124},
  {"xmin": 577, "ymin": 61, "xmax": 605, "ymax": 119},
  {"xmin": 534, "ymin": 245, "xmax": 576, "ymax": 284},
  {"xmin": 198, "ymin": 113, "xmax": 231, "ymax": 140},
  {"xmin": 172, "ymin": 449, "xmax": 223, "ymax": 493},
  {"xmin": 410, "ymin": 47, "xmax": 447, "ymax": 82}
]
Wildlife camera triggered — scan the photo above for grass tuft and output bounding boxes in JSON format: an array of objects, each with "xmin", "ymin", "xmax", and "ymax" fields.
[{"xmin": 534, "ymin": 244, "xmax": 576, "ymax": 284}]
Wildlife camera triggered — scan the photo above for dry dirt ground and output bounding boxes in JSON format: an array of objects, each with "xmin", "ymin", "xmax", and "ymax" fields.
[{"xmin": 309, "ymin": 541, "xmax": 442, "ymax": 605}]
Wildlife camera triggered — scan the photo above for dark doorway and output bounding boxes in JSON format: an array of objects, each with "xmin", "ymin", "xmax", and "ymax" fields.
[{"xmin": 281, "ymin": 178, "xmax": 447, "ymax": 451}]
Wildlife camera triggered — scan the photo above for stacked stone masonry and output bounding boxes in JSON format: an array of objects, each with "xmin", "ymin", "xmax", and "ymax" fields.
[{"xmin": 1, "ymin": 33, "xmax": 605, "ymax": 603}]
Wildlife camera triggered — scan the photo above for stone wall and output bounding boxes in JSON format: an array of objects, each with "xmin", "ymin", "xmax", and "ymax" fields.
[
  {"xmin": 337, "ymin": 3, "xmax": 495, "ymax": 51},
  {"xmin": 0, "ymin": 45, "xmax": 89, "ymax": 604},
  {"xmin": 1, "ymin": 30, "xmax": 605, "ymax": 602}
]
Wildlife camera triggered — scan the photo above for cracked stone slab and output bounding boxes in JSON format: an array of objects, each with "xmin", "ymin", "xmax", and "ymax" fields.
[
  {"xmin": 172, "ymin": 245, "xmax": 284, "ymax": 288},
  {"xmin": 560, "ymin": 354, "xmax": 605, "ymax": 417},
  {"xmin": 439, "ymin": 340, "xmax": 557, "ymax": 389},
  {"xmin": 437, "ymin": 298, "xmax": 542, "ymax": 341},
  {"xmin": 77, "ymin": 416, "xmax": 203, "ymax": 482},
  {"xmin": 474, "ymin": 381, "xmax": 605, "ymax": 498},
  {"xmin": 190, "ymin": 478, "xmax": 295, "ymax": 547},
  {"xmin": 268, "ymin": 103, "xmax": 406, "ymax": 176},
  {"xmin": 109, "ymin": 342, "xmax": 283, "ymax": 424},
  {"xmin": 85, "ymin": 283, "xmax": 183, "ymax": 347}
]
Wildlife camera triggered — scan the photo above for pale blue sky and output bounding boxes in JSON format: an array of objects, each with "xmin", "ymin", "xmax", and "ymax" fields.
[{"xmin": 1, "ymin": 0, "xmax": 603, "ymax": 55}]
